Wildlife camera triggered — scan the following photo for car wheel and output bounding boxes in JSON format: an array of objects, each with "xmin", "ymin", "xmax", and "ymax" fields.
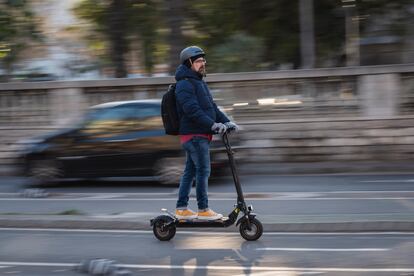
[
  {"xmin": 27, "ymin": 159, "xmax": 63, "ymax": 186},
  {"xmin": 153, "ymin": 157, "xmax": 184, "ymax": 186}
]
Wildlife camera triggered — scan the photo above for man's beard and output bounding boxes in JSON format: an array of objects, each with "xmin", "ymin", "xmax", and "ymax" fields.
[{"xmin": 198, "ymin": 67, "xmax": 206, "ymax": 77}]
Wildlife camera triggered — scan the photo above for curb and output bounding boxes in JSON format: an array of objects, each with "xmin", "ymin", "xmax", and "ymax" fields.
[{"xmin": 1, "ymin": 217, "xmax": 414, "ymax": 232}]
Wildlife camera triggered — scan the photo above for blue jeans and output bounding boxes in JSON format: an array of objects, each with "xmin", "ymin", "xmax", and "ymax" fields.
[{"xmin": 176, "ymin": 137, "xmax": 211, "ymax": 210}]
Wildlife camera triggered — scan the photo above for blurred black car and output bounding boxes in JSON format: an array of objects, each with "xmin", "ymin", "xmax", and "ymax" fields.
[{"xmin": 19, "ymin": 99, "xmax": 230, "ymax": 186}]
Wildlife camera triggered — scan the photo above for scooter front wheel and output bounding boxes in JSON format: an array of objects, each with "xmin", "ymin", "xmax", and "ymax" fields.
[
  {"xmin": 153, "ymin": 215, "xmax": 176, "ymax": 241},
  {"xmin": 239, "ymin": 217, "xmax": 263, "ymax": 241}
]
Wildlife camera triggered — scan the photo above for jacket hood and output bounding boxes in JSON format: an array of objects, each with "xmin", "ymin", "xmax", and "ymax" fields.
[{"xmin": 175, "ymin": 64, "xmax": 203, "ymax": 82}]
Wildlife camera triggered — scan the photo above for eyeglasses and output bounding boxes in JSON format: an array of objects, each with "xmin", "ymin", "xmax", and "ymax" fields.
[{"xmin": 193, "ymin": 58, "xmax": 206, "ymax": 64}]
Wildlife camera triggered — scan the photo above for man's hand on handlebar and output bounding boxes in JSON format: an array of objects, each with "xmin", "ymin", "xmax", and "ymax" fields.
[
  {"xmin": 224, "ymin": 121, "xmax": 239, "ymax": 132},
  {"xmin": 212, "ymin": 121, "xmax": 240, "ymax": 135},
  {"xmin": 211, "ymin": 122, "xmax": 227, "ymax": 134}
]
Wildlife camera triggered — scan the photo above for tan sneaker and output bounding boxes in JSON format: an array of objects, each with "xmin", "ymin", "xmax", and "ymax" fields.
[
  {"xmin": 175, "ymin": 208, "xmax": 197, "ymax": 220},
  {"xmin": 197, "ymin": 209, "xmax": 223, "ymax": 221}
]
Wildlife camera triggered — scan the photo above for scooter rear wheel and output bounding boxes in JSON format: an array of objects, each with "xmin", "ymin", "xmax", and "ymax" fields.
[
  {"xmin": 153, "ymin": 215, "xmax": 176, "ymax": 241},
  {"xmin": 239, "ymin": 217, "xmax": 263, "ymax": 241}
]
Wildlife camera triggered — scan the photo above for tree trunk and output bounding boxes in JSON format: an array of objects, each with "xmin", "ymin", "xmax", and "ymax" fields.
[
  {"xmin": 344, "ymin": 6, "xmax": 360, "ymax": 66},
  {"xmin": 299, "ymin": 0, "xmax": 315, "ymax": 68},
  {"xmin": 108, "ymin": 0, "xmax": 128, "ymax": 78},
  {"xmin": 165, "ymin": 0, "xmax": 185, "ymax": 74},
  {"xmin": 3, "ymin": 67, "xmax": 12, "ymax": 82}
]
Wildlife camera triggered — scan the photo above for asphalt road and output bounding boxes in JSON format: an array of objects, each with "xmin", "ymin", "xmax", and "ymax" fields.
[
  {"xmin": 2, "ymin": 173, "xmax": 414, "ymax": 193},
  {"xmin": 0, "ymin": 228, "xmax": 413, "ymax": 276},
  {"xmin": 1, "ymin": 174, "xmax": 414, "ymax": 275},
  {"xmin": 1, "ymin": 174, "xmax": 414, "ymax": 222}
]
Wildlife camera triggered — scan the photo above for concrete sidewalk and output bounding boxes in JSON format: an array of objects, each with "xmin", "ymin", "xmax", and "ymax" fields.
[{"xmin": 1, "ymin": 213, "xmax": 414, "ymax": 232}]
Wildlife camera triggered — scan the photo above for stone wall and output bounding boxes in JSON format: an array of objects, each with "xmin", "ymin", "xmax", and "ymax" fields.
[
  {"xmin": 1, "ymin": 64, "xmax": 414, "ymax": 166},
  {"xmin": 239, "ymin": 116, "xmax": 414, "ymax": 163}
]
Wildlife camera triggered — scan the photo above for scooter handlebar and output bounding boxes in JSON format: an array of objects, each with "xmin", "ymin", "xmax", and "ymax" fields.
[
  {"xmin": 226, "ymin": 125, "xmax": 237, "ymax": 132},
  {"xmin": 212, "ymin": 125, "xmax": 236, "ymax": 135}
]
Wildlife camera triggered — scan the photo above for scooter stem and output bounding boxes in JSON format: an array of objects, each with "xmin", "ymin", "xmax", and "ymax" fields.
[{"xmin": 222, "ymin": 132, "xmax": 246, "ymax": 206}]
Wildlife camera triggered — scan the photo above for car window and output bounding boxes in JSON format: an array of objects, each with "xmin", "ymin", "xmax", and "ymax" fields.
[
  {"xmin": 135, "ymin": 105, "xmax": 162, "ymax": 130},
  {"xmin": 80, "ymin": 104, "xmax": 162, "ymax": 136},
  {"xmin": 81, "ymin": 106, "xmax": 137, "ymax": 135},
  {"xmin": 86, "ymin": 106, "xmax": 137, "ymax": 121},
  {"xmin": 134, "ymin": 105, "xmax": 160, "ymax": 119}
]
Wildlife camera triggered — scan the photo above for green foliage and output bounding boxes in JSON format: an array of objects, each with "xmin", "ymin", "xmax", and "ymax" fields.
[
  {"xmin": 357, "ymin": 0, "xmax": 413, "ymax": 36},
  {"xmin": 127, "ymin": 1, "xmax": 159, "ymax": 72},
  {"xmin": 73, "ymin": 0, "xmax": 160, "ymax": 76},
  {"xmin": 0, "ymin": 0, "xmax": 41, "ymax": 76},
  {"xmin": 73, "ymin": 0, "xmax": 414, "ymax": 75},
  {"xmin": 186, "ymin": 0, "xmax": 412, "ymax": 71},
  {"xmin": 314, "ymin": 0, "xmax": 345, "ymax": 66},
  {"xmin": 208, "ymin": 33, "xmax": 264, "ymax": 72},
  {"xmin": 73, "ymin": 0, "xmax": 108, "ymax": 33},
  {"xmin": 187, "ymin": 0, "xmax": 301, "ymax": 70}
]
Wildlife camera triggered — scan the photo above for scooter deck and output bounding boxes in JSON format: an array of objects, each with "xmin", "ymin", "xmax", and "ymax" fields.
[{"xmin": 176, "ymin": 217, "xmax": 233, "ymax": 228}]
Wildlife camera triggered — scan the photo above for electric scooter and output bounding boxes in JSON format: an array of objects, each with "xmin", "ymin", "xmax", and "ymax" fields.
[{"xmin": 150, "ymin": 129, "xmax": 263, "ymax": 241}]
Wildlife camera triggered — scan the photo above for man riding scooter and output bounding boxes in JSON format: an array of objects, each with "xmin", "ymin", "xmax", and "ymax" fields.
[
  {"xmin": 174, "ymin": 46, "xmax": 239, "ymax": 221},
  {"xmin": 151, "ymin": 45, "xmax": 262, "ymax": 242}
]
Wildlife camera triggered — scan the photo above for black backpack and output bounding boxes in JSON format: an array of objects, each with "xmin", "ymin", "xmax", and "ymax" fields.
[{"xmin": 161, "ymin": 78, "xmax": 194, "ymax": 135}]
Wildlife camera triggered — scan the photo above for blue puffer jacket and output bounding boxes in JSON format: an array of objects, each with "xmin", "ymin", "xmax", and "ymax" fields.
[{"xmin": 175, "ymin": 64, "xmax": 229, "ymax": 134}]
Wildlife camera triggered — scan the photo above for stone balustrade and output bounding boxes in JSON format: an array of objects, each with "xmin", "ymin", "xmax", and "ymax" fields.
[{"xmin": 1, "ymin": 64, "xmax": 414, "ymax": 166}]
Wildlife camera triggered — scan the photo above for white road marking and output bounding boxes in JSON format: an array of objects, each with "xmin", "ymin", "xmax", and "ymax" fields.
[
  {"xmin": 0, "ymin": 191, "xmax": 413, "ymax": 196},
  {"xmin": 2, "ymin": 190, "xmax": 414, "ymax": 202},
  {"xmin": 0, "ymin": 261, "xmax": 413, "ymax": 273},
  {"xmin": 263, "ymin": 231, "xmax": 414, "ymax": 236},
  {"xmin": 0, "ymin": 228, "xmax": 157, "ymax": 234},
  {"xmin": 233, "ymin": 272, "xmax": 323, "ymax": 276},
  {"xmin": 360, "ymin": 179, "xmax": 414, "ymax": 183},
  {"xmin": 278, "ymin": 190, "xmax": 414, "ymax": 194},
  {"xmin": 2, "ymin": 196, "xmax": 414, "ymax": 201},
  {"xmin": 52, "ymin": 269, "xmax": 68, "ymax": 272},
  {"xmin": 93, "ymin": 212, "xmax": 158, "ymax": 219},
  {"xmin": 2, "ymin": 190, "xmax": 414, "ymax": 196},
  {"xmin": 0, "ymin": 198, "xmax": 180, "ymax": 201},
  {"xmin": 1, "ymin": 227, "xmax": 414, "ymax": 236},
  {"xmin": 256, "ymin": 247, "xmax": 389, "ymax": 252},
  {"xmin": 0, "ymin": 262, "xmax": 75, "ymax": 267}
]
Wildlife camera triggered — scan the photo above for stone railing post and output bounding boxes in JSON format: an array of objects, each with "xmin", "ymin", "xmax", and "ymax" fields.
[
  {"xmin": 49, "ymin": 88, "xmax": 87, "ymax": 126},
  {"xmin": 358, "ymin": 73, "xmax": 401, "ymax": 117}
]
